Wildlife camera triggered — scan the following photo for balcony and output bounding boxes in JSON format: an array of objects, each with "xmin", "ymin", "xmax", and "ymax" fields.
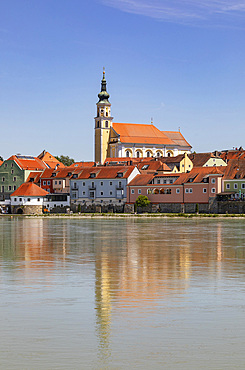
[{"xmin": 116, "ymin": 186, "xmax": 124, "ymax": 190}]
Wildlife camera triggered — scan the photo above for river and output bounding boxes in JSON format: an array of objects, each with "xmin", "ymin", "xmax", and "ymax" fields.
[{"xmin": 0, "ymin": 216, "xmax": 245, "ymax": 369}]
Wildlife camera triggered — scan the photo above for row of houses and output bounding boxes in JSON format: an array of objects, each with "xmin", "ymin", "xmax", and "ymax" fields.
[{"xmin": 0, "ymin": 149, "xmax": 245, "ymax": 214}]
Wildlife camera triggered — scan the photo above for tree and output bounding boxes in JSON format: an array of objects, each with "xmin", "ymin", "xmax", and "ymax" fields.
[
  {"xmin": 55, "ymin": 155, "xmax": 75, "ymax": 166},
  {"xmin": 135, "ymin": 195, "xmax": 151, "ymax": 208}
]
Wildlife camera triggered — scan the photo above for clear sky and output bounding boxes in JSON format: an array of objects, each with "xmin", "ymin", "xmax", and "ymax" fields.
[{"xmin": 1, "ymin": 0, "xmax": 244, "ymax": 161}]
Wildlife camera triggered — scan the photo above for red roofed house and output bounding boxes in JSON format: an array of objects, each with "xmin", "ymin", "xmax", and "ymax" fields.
[
  {"xmin": 0, "ymin": 154, "xmax": 48, "ymax": 201},
  {"xmin": 127, "ymin": 166, "xmax": 226, "ymax": 213},
  {"xmin": 94, "ymin": 71, "xmax": 192, "ymax": 164},
  {"xmin": 10, "ymin": 182, "xmax": 48, "ymax": 214},
  {"xmin": 70, "ymin": 165, "xmax": 140, "ymax": 208}
]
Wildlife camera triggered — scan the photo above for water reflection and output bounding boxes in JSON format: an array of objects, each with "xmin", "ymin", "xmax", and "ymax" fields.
[{"xmin": 0, "ymin": 217, "xmax": 245, "ymax": 369}]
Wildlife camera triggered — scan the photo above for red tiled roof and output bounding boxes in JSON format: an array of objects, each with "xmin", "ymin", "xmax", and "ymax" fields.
[
  {"xmin": 162, "ymin": 131, "xmax": 192, "ymax": 148},
  {"xmin": 11, "ymin": 182, "xmax": 48, "ymax": 197},
  {"xmin": 8, "ymin": 155, "xmax": 48, "ymax": 171},
  {"xmin": 76, "ymin": 165, "xmax": 137, "ymax": 180},
  {"xmin": 37, "ymin": 150, "xmax": 66, "ymax": 168},
  {"xmin": 220, "ymin": 150, "xmax": 245, "ymax": 162},
  {"xmin": 188, "ymin": 153, "xmax": 216, "ymax": 167},
  {"xmin": 128, "ymin": 174, "xmax": 154, "ymax": 186},
  {"xmin": 112, "ymin": 123, "xmax": 176, "ymax": 145},
  {"xmin": 223, "ymin": 159, "xmax": 245, "ymax": 179},
  {"xmin": 68, "ymin": 161, "xmax": 95, "ymax": 168},
  {"xmin": 26, "ymin": 172, "xmax": 43, "ymax": 183},
  {"xmin": 174, "ymin": 166, "xmax": 226, "ymax": 185},
  {"xmin": 0, "ymin": 160, "xmax": 3, "ymax": 166}
]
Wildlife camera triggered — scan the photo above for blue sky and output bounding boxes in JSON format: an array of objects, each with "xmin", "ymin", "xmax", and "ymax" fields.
[{"xmin": 0, "ymin": 0, "xmax": 244, "ymax": 160}]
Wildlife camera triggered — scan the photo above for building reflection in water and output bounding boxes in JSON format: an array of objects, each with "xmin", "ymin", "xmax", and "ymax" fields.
[{"xmin": 1, "ymin": 217, "xmax": 245, "ymax": 364}]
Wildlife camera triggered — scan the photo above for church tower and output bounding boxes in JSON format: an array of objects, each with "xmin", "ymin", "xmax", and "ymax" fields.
[{"xmin": 94, "ymin": 70, "xmax": 113, "ymax": 164}]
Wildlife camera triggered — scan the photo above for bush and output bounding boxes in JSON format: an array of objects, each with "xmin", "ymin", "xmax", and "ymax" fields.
[{"xmin": 135, "ymin": 195, "xmax": 151, "ymax": 208}]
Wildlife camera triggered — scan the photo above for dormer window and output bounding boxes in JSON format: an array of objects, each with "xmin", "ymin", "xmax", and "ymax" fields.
[
  {"xmin": 117, "ymin": 172, "xmax": 123, "ymax": 177},
  {"xmin": 73, "ymin": 174, "xmax": 78, "ymax": 178},
  {"xmin": 68, "ymin": 172, "xmax": 72, "ymax": 176},
  {"xmin": 90, "ymin": 173, "xmax": 96, "ymax": 178}
]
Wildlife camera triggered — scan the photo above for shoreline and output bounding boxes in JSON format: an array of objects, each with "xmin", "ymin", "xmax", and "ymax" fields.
[{"xmin": 1, "ymin": 213, "xmax": 245, "ymax": 219}]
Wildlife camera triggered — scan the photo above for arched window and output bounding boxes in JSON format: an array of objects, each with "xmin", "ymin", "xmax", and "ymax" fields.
[
  {"xmin": 153, "ymin": 189, "xmax": 159, "ymax": 194},
  {"xmin": 105, "ymin": 121, "xmax": 108, "ymax": 128},
  {"xmin": 157, "ymin": 151, "xmax": 161, "ymax": 157},
  {"xmin": 147, "ymin": 151, "xmax": 151, "ymax": 157},
  {"xmin": 126, "ymin": 151, "xmax": 130, "ymax": 157},
  {"xmin": 168, "ymin": 152, "xmax": 171, "ymax": 157},
  {"xmin": 136, "ymin": 151, "xmax": 140, "ymax": 158}
]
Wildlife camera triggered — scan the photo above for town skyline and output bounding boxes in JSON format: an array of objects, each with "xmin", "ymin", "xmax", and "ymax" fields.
[{"xmin": 1, "ymin": 0, "xmax": 244, "ymax": 160}]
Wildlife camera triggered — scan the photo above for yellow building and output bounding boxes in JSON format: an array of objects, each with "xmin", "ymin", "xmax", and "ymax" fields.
[{"xmin": 94, "ymin": 71, "xmax": 192, "ymax": 164}]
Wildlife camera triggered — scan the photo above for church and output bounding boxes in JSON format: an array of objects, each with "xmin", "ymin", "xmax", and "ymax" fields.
[{"xmin": 94, "ymin": 71, "xmax": 192, "ymax": 164}]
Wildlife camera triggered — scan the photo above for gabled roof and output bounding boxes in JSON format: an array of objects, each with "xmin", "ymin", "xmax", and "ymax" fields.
[
  {"xmin": 162, "ymin": 131, "xmax": 192, "ymax": 148},
  {"xmin": 128, "ymin": 174, "xmax": 154, "ymax": 186},
  {"xmin": 37, "ymin": 150, "xmax": 65, "ymax": 168},
  {"xmin": 75, "ymin": 165, "xmax": 137, "ymax": 180},
  {"xmin": 188, "ymin": 153, "xmax": 216, "ymax": 167},
  {"xmin": 159, "ymin": 154, "xmax": 186, "ymax": 164},
  {"xmin": 223, "ymin": 159, "xmax": 245, "ymax": 179},
  {"xmin": 112, "ymin": 123, "xmax": 176, "ymax": 145},
  {"xmin": 174, "ymin": 166, "xmax": 226, "ymax": 185},
  {"xmin": 138, "ymin": 161, "xmax": 171, "ymax": 173},
  {"xmin": 7, "ymin": 155, "xmax": 48, "ymax": 171},
  {"xmin": 68, "ymin": 161, "xmax": 95, "ymax": 168},
  {"xmin": 220, "ymin": 150, "xmax": 245, "ymax": 162},
  {"xmin": 26, "ymin": 172, "xmax": 43, "ymax": 183},
  {"xmin": 11, "ymin": 182, "xmax": 48, "ymax": 197}
]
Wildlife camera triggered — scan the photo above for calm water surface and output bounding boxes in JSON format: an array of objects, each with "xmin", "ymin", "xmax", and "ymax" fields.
[{"xmin": 0, "ymin": 217, "xmax": 245, "ymax": 369}]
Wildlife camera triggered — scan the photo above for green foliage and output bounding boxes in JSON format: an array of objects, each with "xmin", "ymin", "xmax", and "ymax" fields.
[
  {"xmin": 135, "ymin": 195, "xmax": 151, "ymax": 208},
  {"xmin": 55, "ymin": 155, "xmax": 75, "ymax": 166}
]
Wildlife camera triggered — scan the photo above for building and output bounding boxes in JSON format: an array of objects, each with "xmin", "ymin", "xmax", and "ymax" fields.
[
  {"xmin": 10, "ymin": 182, "xmax": 48, "ymax": 214},
  {"xmin": 188, "ymin": 152, "xmax": 227, "ymax": 168},
  {"xmin": 0, "ymin": 155, "xmax": 48, "ymax": 201},
  {"xmin": 70, "ymin": 165, "xmax": 140, "ymax": 207},
  {"xmin": 94, "ymin": 71, "xmax": 192, "ymax": 164},
  {"xmin": 220, "ymin": 159, "xmax": 245, "ymax": 200}
]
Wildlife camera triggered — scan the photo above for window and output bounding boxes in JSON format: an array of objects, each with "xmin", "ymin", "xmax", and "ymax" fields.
[
  {"xmin": 118, "ymin": 181, "xmax": 122, "ymax": 188},
  {"xmin": 54, "ymin": 180, "xmax": 57, "ymax": 185},
  {"xmin": 163, "ymin": 180, "xmax": 167, "ymax": 184},
  {"xmin": 157, "ymin": 179, "xmax": 160, "ymax": 184},
  {"xmin": 226, "ymin": 183, "xmax": 230, "ymax": 189},
  {"xmin": 19, "ymin": 198, "xmax": 22, "ymax": 201},
  {"xmin": 189, "ymin": 188, "xmax": 193, "ymax": 193},
  {"xmin": 14, "ymin": 198, "xmax": 17, "ymax": 201},
  {"xmin": 74, "ymin": 182, "xmax": 77, "ymax": 189},
  {"xmin": 37, "ymin": 198, "xmax": 40, "ymax": 202},
  {"xmin": 126, "ymin": 151, "xmax": 130, "ymax": 157},
  {"xmin": 100, "ymin": 191, "xmax": 104, "ymax": 195},
  {"xmin": 43, "ymin": 181, "xmax": 46, "ymax": 185},
  {"xmin": 101, "ymin": 181, "xmax": 103, "ymax": 186},
  {"xmin": 147, "ymin": 151, "xmax": 151, "ymax": 157},
  {"xmin": 234, "ymin": 183, "xmax": 238, "ymax": 189},
  {"xmin": 169, "ymin": 179, "xmax": 173, "ymax": 184},
  {"xmin": 90, "ymin": 173, "xmax": 95, "ymax": 178},
  {"xmin": 131, "ymin": 189, "xmax": 135, "ymax": 194},
  {"xmin": 119, "ymin": 200, "xmax": 121, "ymax": 203},
  {"xmin": 110, "ymin": 191, "xmax": 112, "ymax": 195},
  {"xmin": 47, "ymin": 204, "xmax": 49, "ymax": 208},
  {"xmin": 211, "ymin": 188, "xmax": 216, "ymax": 193},
  {"xmin": 91, "ymin": 182, "xmax": 95, "ymax": 188},
  {"xmin": 8, "ymin": 186, "xmax": 12, "ymax": 191},
  {"xmin": 83, "ymin": 191, "xmax": 85, "ymax": 195},
  {"xmin": 176, "ymin": 188, "xmax": 180, "ymax": 194},
  {"xmin": 11, "ymin": 170, "xmax": 14, "ymax": 174},
  {"xmin": 83, "ymin": 182, "xmax": 85, "ymax": 186},
  {"xmin": 157, "ymin": 152, "xmax": 161, "ymax": 157},
  {"xmin": 27, "ymin": 198, "xmax": 31, "ymax": 202},
  {"xmin": 97, "ymin": 121, "xmax": 100, "ymax": 128},
  {"xmin": 203, "ymin": 188, "xmax": 207, "ymax": 193},
  {"xmin": 101, "ymin": 200, "xmax": 103, "ymax": 203},
  {"xmin": 105, "ymin": 121, "xmax": 108, "ymax": 128},
  {"xmin": 117, "ymin": 173, "xmax": 123, "ymax": 178},
  {"xmin": 11, "ymin": 163, "xmax": 13, "ymax": 168},
  {"xmin": 211, "ymin": 178, "xmax": 216, "ymax": 184},
  {"xmin": 110, "ymin": 181, "xmax": 112, "ymax": 186},
  {"xmin": 59, "ymin": 181, "xmax": 61, "ymax": 185},
  {"xmin": 185, "ymin": 188, "xmax": 189, "ymax": 193},
  {"xmin": 13, "ymin": 186, "xmax": 16, "ymax": 190},
  {"xmin": 136, "ymin": 151, "xmax": 140, "ymax": 158},
  {"xmin": 47, "ymin": 181, "xmax": 50, "ymax": 185},
  {"xmin": 242, "ymin": 184, "xmax": 245, "ymax": 189},
  {"xmin": 4, "ymin": 163, "xmax": 7, "ymax": 168},
  {"xmin": 2, "ymin": 177, "xmax": 5, "ymax": 182},
  {"xmin": 138, "ymin": 189, "xmax": 141, "ymax": 194},
  {"xmin": 54, "ymin": 204, "xmax": 56, "ymax": 207},
  {"xmin": 1, "ymin": 186, "xmax": 4, "ymax": 192},
  {"xmin": 147, "ymin": 189, "xmax": 152, "ymax": 194}
]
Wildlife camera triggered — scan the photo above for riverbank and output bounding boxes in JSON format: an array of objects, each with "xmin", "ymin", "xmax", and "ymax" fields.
[{"xmin": 1, "ymin": 213, "xmax": 245, "ymax": 218}]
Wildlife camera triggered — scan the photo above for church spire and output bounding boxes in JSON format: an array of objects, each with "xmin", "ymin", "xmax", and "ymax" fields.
[{"xmin": 98, "ymin": 68, "xmax": 110, "ymax": 104}]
